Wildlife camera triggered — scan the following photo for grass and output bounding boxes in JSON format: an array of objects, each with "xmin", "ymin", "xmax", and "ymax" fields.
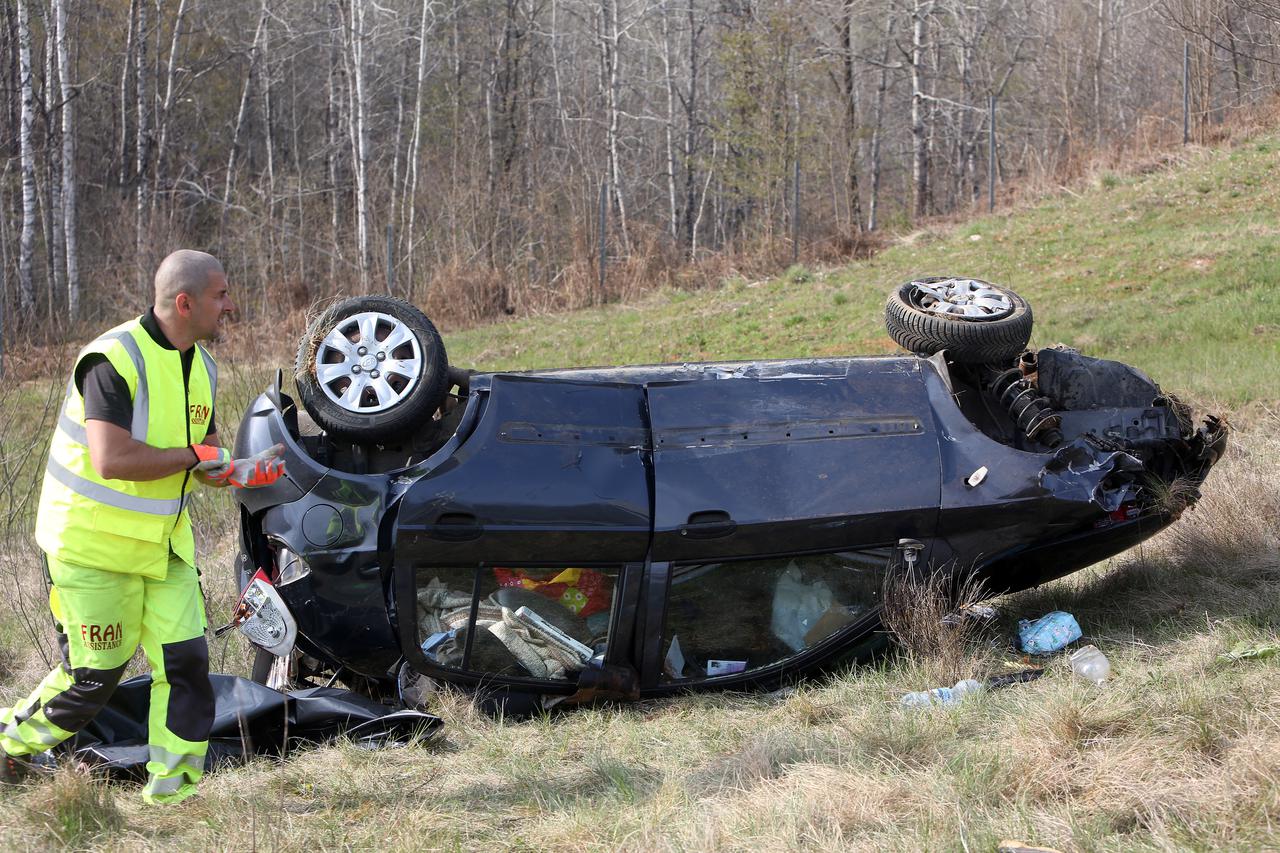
[
  {"xmin": 440, "ymin": 137, "xmax": 1280, "ymax": 412},
  {"xmin": 1, "ymin": 127, "xmax": 1279, "ymax": 849}
]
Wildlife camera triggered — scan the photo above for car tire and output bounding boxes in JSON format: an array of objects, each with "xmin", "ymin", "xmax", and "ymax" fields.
[
  {"xmin": 295, "ymin": 296, "xmax": 449, "ymax": 442},
  {"xmin": 884, "ymin": 277, "xmax": 1033, "ymax": 364}
]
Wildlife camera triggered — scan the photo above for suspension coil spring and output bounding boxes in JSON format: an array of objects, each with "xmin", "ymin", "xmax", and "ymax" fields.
[{"xmin": 990, "ymin": 368, "xmax": 1063, "ymax": 447}]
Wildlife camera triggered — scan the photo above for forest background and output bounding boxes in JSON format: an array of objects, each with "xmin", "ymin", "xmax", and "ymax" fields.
[{"xmin": 3, "ymin": 0, "xmax": 1280, "ymax": 351}]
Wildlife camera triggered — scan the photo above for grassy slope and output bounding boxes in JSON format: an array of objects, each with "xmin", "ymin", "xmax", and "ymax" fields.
[
  {"xmin": 445, "ymin": 138, "xmax": 1280, "ymax": 410},
  {"xmin": 2, "ymin": 135, "xmax": 1280, "ymax": 851}
]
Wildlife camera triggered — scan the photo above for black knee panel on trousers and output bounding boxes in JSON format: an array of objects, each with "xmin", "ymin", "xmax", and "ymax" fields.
[
  {"xmin": 162, "ymin": 636, "xmax": 215, "ymax": 742},
  {"xmin": 42, "ymin": 662, "xmax": 129, "ymax": 734}
]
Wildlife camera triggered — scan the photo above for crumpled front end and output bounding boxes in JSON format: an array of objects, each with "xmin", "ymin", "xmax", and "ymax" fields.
[
  {"xmin": 231, "ymin": 372, "xmax": 404, "ymax": 681},
  {"xmin": 924, "ymin": 347, "xmax": 1227, "ymax": 593}
]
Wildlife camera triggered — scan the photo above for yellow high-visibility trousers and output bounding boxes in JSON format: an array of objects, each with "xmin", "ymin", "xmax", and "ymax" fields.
[{"xmin": 0, "ymin": 553, "xmax": 212, "ymax": 804}]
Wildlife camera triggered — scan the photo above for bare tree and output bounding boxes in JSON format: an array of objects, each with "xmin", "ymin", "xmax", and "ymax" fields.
[
  {"xmin": 54, "ymin": 0, "xmax": 77, "ymax": 319},
  {"xmin": 0, "ymin": 0, "xmax": 1275, "ymax": 333},
  {"xmin": 406, "ymin": 0, "xmax": 438, "ymax": 289},
  {"xmin": 838, "ymin": 0, "xmax": 864, "ymax": 233},
  {"xmin": 599, "ymin": 0, "xmax": 630, "ymax": 251},
  {"xmin": 868, "ymin": 10, "xmax": 894, "ymax": 231},
  {"xmin": 44, "ymin": 3, "xmax": 66, "ymax": 313},
  {"xmin": 152, "ymin": 0, "xmax": 189, "ymax": 223},
  {"xmin": 221, "ymin": 2, "xmax": 267, "ymax": 238},
  {"xmin": 15, "ymin": 0, "xmax": 37, "ymax": 315},
  {"xmin": 343, "ymin": 0, "xmax": 372, "ymax": 290},
  {"xmin": 135, "ymin": 0, "xmax": 150, "ymax": 293},
  {"xmin": 118, "ymin": 0, "xmax": 136, "ymax": 185},
  {"xmin": 908, "ymin": 0, "xmax": 935, "ymax": 220}
]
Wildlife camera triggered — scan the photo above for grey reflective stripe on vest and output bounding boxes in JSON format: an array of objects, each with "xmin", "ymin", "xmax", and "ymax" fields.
[
  {"xmin": 110, "ymin": 330, "xmax": 150, "ymax": 442},
  {"xmin": 46, "ymin": 457, "xmax": 183, "ymax": 515},
  {"xmin": 58, "ymin": 412, "xmax": 88, "ymax": 446},
  {"xmin": 56, "ymin": 328, "xmax": 150, "ymax": 445},
  {"xmin": 196, "ymin": 345, "xmax": 217, "ymax": 401},
  {"xmin": 57, "ymin": 377, "xmax": 88, "ymax": 444}
]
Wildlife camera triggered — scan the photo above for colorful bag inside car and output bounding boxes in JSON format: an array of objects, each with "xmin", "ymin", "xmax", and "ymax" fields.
[{"xmin": 493, "ymin": 567, "xmax": 611, "ymax": 618}]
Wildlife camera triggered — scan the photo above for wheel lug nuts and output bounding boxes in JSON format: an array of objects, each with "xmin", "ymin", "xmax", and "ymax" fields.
[
  {"xmin": 376, "ymin": 352, "xmax": 386, "ymax": 361},
  {"xmin": 352, "ymin": 365, "xmax": 362, "ymax": 374},
  {"xmin": 357, "ymin": 346, "xmax": 368, "ymax": 356},
  {"xmin": 370, "ymin": 370, "xmax": 380, "ymax": 378}
]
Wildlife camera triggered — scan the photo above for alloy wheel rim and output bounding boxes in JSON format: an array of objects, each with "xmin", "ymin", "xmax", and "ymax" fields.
[
  {"xmin": 313, "ymin": 311, "xmax": 423, "ymax": 413},
  {"xmin": 909, "ymin": 278, "xmax": 1014, "ymax": 321}
]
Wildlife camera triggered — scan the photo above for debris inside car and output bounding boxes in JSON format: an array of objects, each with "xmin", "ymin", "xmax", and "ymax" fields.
[{"xmin": 226, "ymin": 277, "xmax": 1226, "ymax": 713}]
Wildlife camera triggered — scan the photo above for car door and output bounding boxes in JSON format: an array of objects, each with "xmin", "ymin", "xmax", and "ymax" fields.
[
  {"xmin": 391, "ymin": 374, "xmax": 650, "ymax": 693},
  {"xmin": 647, "ymin": 357, "xmax": 941, "ymax": 561},
  {"xmin": 641, "ymin": 357, "xmax": 942, "ymax": 690}
]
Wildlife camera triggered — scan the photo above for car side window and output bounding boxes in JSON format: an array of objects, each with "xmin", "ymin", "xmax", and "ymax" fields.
[
  {"xmin": 660, "ymin": 549, "xmax": 889, "ymax": 682},
  {"xmin": 415, "ymin": 566, "xmax": 619, "ymax": 681}
]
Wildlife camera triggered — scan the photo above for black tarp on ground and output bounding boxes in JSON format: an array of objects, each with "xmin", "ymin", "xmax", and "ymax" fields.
[{"xmin": 67, "ymin": 674, "xmax": 443, "ymax": 777}]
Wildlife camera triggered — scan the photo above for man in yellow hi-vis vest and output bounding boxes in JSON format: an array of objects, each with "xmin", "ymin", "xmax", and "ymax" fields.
[{"xmin": 0, "ymin": 250, "xmax": 285, "ymax": 804}]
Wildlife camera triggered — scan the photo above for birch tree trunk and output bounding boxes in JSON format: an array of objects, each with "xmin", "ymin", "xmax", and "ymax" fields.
[
  {"xmin": 16, "ymin": 0, "xmax": 37, "ymax": 315},
  {"xmin": 340, "ymin": 0, "xmax": 371, "ymax": 289},
  {"xmin": 344, "ymin": 0, "xmax": 372, "ymax": 290},
  {"xmin": 118, "ymin": 0, "xmax": 136, "ymax": 184},
  {"xmin": 600, "ymin": 0, "xmax": 630, "ymax": 252},
  {"xmin": 390, "ymin": 46, "xmax": 405, "ymax": 251},
  {"xmin": 406, "ymin": 0, "xmax": 435, "ymax": 291},
  {"xmin": 910, "ymin": 0, "xmax": 933, "ymax": 220},
  {"xmin": 55, "ymin": 0, "xmax": 78, "ymax": 319},
  {"xmin": 45, "ymin": 9, "xmax": 66, "ymax": 310},
  {"xmin": 135, "ymin": 0, "xmax": 150, "ymax": 293},
  {"xmin": 660, "ymin": 0, "xmax": 679, "ymax": 241}
]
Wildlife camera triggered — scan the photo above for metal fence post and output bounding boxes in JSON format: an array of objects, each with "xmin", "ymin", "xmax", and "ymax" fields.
[{"xmin": 988, "ymin": 95, "xmax": 997, "ymax": 212}]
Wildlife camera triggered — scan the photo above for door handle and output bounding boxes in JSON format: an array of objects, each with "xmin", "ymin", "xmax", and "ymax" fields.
[
  {"xmin": 679, "ymin": 510, "xmax": 737, "ymax": 539},
  {"xmin": 426, "ymin": 512, "xmax": 482, "ymax": 542}
]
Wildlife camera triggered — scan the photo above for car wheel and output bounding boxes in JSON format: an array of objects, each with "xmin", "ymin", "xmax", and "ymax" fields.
[
  {"xmin": 884, "ymin": 277, "xmax": 1033, "ymax": 364},
  {"xmin": 295, "ymin": 296, "xmax": 449, "ymax": 442}
]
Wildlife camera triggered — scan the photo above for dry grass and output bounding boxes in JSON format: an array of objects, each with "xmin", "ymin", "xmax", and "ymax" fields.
[
  {"xmin": 880, "ymin": 565, "xmax": 994, "ymax": 686},
  {"xmin": 0, "ymin": 428, "xmax": 1273, "ymax": 850}
]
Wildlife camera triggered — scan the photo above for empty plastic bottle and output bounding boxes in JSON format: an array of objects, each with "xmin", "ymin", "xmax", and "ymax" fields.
[
  {"xmin": 1069, "ymin": 645, "xmax": 1111, "ymax": 684},
  {"xmin": 900, "ymin": 678, "xmax": 984, "ymax": 708}
]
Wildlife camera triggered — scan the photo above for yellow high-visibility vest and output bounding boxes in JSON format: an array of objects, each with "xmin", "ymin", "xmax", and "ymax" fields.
[{"xmin": 35, "ymin": 316, "xmax": 217, "ymax": 578}]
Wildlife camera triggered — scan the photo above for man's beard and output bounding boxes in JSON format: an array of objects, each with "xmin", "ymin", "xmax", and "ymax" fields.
[{"xmin": 202, "ymin": 315, "xmax": 230, "ymax": 344}]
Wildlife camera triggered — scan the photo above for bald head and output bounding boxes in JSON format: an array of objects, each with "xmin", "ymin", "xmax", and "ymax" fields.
[
  {"xmin": 154, "ymin": 250, "xmax": 225, "ymax": 309},
  {"xmin": 150, "ymin": 250, "xmax": 236, "ymax": 349}
]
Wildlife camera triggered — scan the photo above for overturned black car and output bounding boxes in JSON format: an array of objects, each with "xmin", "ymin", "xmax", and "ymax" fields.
[{"xmin": 229, "ymin": 278, "xmax": 1225, "ymax": 712}]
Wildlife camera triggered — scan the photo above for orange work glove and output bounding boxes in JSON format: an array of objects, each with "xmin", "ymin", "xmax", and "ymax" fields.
[
  {"xmin": 189, "ymin": 444, "xmax": 232, "ymax": 476},
  {"xmin": 209, "ymin": 444, "xmax": 288, "ymax": 489}
]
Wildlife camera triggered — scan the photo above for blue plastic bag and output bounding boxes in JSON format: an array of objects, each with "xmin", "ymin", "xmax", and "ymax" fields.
[{"xmin": 1018, "ymin": 611, "xmax": 1082, "ymax": 654}]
